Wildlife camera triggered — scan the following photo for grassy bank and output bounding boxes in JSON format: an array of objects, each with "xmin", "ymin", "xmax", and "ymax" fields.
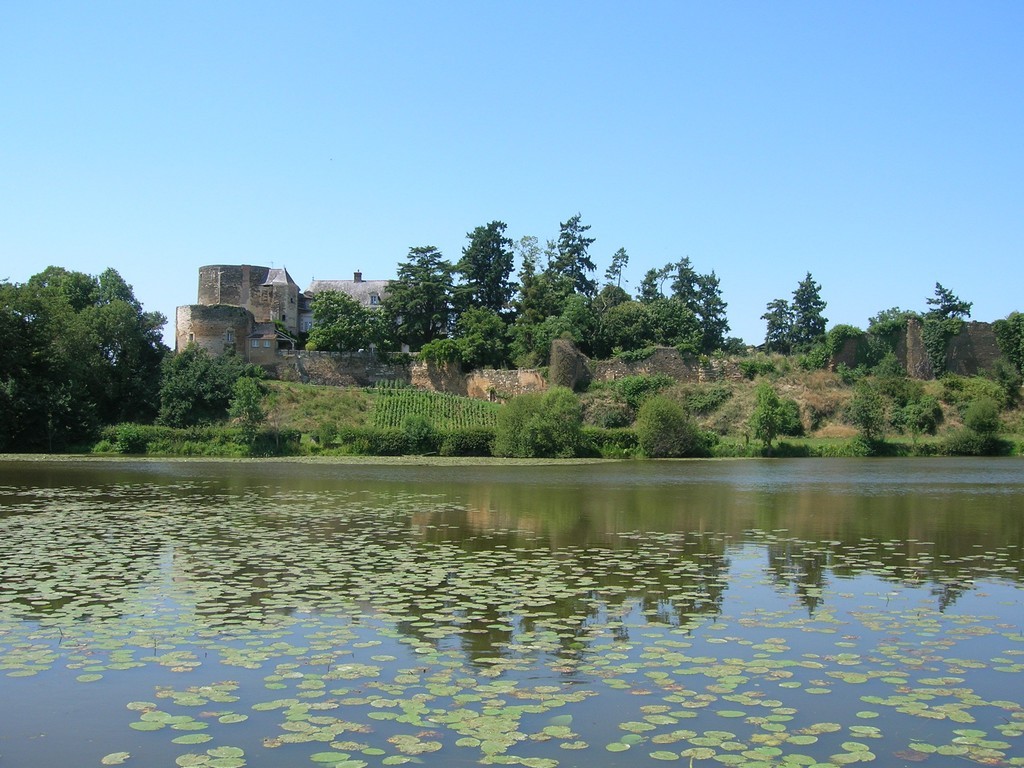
[{"xmin": 86, "ymin": 367, "xmax": 1024, "ymax": 459}]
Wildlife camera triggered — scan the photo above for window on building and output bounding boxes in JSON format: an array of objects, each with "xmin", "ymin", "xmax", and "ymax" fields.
[
  {"xmin": 263, "ymin": 340, "xmax": 271, "ymax": 348},
  {"xmin": 189, "ymin": 333, "xmax": 195, "ymax": 342},
  {"xmin": 251, "ymin": 339, "xmax": 259, "ymax": 348},
  {"xmin": 282, "ymin": 313, "xmax": 286, "ymax": 322},
  {"xmin": 226, "ymin": 331, "xmax": 234, "ymax": 342},
  {"xmin": 302, "ymin": 319, "xmax": 313, "ymax": 332},
  {"xmin": 370, "ymin": 293, "xmax": 380, "ymax": 306}
]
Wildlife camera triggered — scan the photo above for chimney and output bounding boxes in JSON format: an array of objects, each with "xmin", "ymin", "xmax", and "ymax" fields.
[{"xmin": 353, "ymin": 270, "xmax": 363, "ymax": 283}]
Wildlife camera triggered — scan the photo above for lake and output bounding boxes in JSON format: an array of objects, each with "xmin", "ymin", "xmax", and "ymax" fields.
[{"xmin": 1, "ymin": 457, "xmax": 1023, "ymax": 767}]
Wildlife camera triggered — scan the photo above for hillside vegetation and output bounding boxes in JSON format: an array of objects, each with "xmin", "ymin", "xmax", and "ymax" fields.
[{"xmin": 92, "ymin": 359, "xmax": 1024, "ymax": 459}]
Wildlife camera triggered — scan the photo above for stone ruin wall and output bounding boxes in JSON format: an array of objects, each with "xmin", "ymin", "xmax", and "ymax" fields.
[
  {"xmin": 590, "ymin": 347, "xmax": 743, "ymax": 384},
  {"xmin": 264, "ymin": 351, "xmax": 546, "ymax": 400},
  {"xmin": 944, "ymin": 321, "xmax": 1002, "ymax": 376},
  {"xmin": 175, "ymin": 305, "xmax": 252, "ymax": 355}
]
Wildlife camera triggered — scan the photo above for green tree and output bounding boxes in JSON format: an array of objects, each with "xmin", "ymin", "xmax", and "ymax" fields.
[
  {"xmin": 158, "ymin": 346, "xmax": 262, "ymax": 427},
  {"xmin": 454, "ymin": 221, "xmax": 515, "ymax": 316},
  {"xmin": 636, "ymin": 265, "xmax": 672, "ymax": 304},
  {"xmin": 493, "ymin": 387, "xmax": 584, "ymax": 458},
  {"xmin": 604, "ymin": 247, "xmax": 629, "ymax": 289},
  {"xmin": 306, "ymin": 291, "xmax": 384, "ymax": 353},
  {"xmin": 452, "ymin": 307, "xmax": 510, "ymax": 369},
  {"xmin": 847, "ymin": 380, "xmax": 887, "ymax": 443},
  {"xmin": 790, "ymin": 272, "xmax": 827, "ymax": 349},
  {"xmin": 551, "ymin": 213, "xmax": 597, "ymax": 298},
  {"xmin": 635, "ymin": 395, "xmax": 705, "ymax": 458},
  {"xmin": 594, "ymin": 300, "xmax": 655, "ymax": 358},
  {"xmin": 229, "ymin": 376, "xmax": 265, "ymax": 446},
  {"xmin": 749, "ymin": 383, "xmax": 784, "ymax": 452},
  {"xmin": 384, "ymin": 246, "xmax": 455, "ymax": 350},
  {"xmin": 926, "ymin": 283, "xmax": 972, "ymax": 320},
  {"xmin": 0, "ymin": 267, "xmax": 167, "ymax": 451},
  {"xmin": 761, "ymin": 298, "xmax": 794, "ymax": 353}
]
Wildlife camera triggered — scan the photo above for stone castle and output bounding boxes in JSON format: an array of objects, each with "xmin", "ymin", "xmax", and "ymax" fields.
[{"xmin": 175, "ymin": 265, "xmax": 388, "ymax": 363}]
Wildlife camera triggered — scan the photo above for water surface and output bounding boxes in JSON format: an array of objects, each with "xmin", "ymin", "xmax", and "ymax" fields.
[{"xmin": 1, "ymin": 457, "xmax": 1022, "ymax": 767}]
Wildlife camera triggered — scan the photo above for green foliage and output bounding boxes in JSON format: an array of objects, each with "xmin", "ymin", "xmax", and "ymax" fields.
[
  {"xmin": 941, "ymin": 374, "xmax": 1008, "ymax": 410},
  {"xmin": 612, "ymin": 374, "xmax": 675, "ymax": 411},
  {"xmin": 790, "ymin": 272, "xmax": 828, "ymax": 349},
  {"xmin": 595, "ymin": 300, "xmax": 656, "ymax": 358},
  {"xmin": 306, "ymin": 290, "xmax": 385, "ymax": 353},
  {"xmin": 0, "ymin": 267, "xmax": 167, "ymax": 451},
  {"xmin": 438, "ymin": 428, "xmax": 495, "ymax": 457},
  {"xmin": 749, "ymin": 383, "xmax": 784, "ymax": 450},
  {"xmin": 681, "ymin": 383, "xmax": 733, "ymax": 416},
  {"xmin": 493, "ymin": 387, "xmax": 584, "ymax": 458},
  {"xmin": 738, "ymin": 357, "xmax": 776, "ymax": 379},
  {"xmin": 801, "ymin": 324, "xmax": 865, "ymax": 370},
  {"xmin": 552, "ymin": 213, "xmax": 598, "ymax": 298},
  {"xmin": 451, "ymin": 307, "xmax": 510, "ymax": 369},
  {"xmin": 582, "ymin": 397, "xmax": 633, "ymax": 428},
  {"xmin": 371, "ymin": 388, "xmax": 499, "ymax": 431},
  {"xmin": 582, "ymin": 426, "xmax": 639, "ymax": 458},
  {"xmin": 615, "ymin": 346, "xmax": 656, "ymax": 363},
  {"xmin": 95, "ymin": 423, "xmax": 300, "ymax": 457},
  {"xmin": 402, "ymin": 413, "xmax": 440, "ymax": 454},
  {"xmin": 761, "ymin": 298, "xmax": 794, "ymax": 353},
  {"xmin": 635, "ymin": 395, "xmax": 707, "ymax": 458},
  {"xmin": 962, "ymin": 396, "xmax": 1001, "ymax": 436},
  {"xmin": 895, "ymin": 396, "xmax": 942, "ymax": 441},
  {"xmin": 868, "ymin": 307, "xmax": 918, "ymax": 338},
  {"xmin": 778, "ymin": 398, "xmax": 803, "ymax": 436},
  {"xmin": 228, "ymin": 377, "xmax": 266, "ymax": 445},
  {"xmin": 926, "ymin": 282, "xmax": 972, "ymax": 320},
  {"xmin": 418, "ymin": 338, "xmax": 463, "ymax": 365},
  {"xmin": 158, "ymin": 346, "xmax": 263, "ymax": 427},
  {"xmin": 384, "ymin": 245, "xmax": 455, "ymax": 349},
  {"xmin": 993, "ymin": 312, "xmax": 1024, "ymax": 375},
  {"xmin": 454, "ymin": 220, "xmax": 515, "ymax": 315},
  {"xmin": 846, "ymin": 380, "xmax": 887, "ymax": 443},
  {"xmin": 921, "ymin": 316, "xmax": 962, "ymax": 375}
]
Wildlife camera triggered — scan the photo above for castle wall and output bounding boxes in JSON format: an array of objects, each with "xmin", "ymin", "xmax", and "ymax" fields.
[
  {"xmin": 590, "ymin": 347, "xmax": 743, "ymax": 383},
  {"xmin": 945, "ymin": 321, "xmax": 1002, "ymax": 376},
  {"xmin": 175, "ymin": 305, "xmax": 253, "ymax": 355},
  {"xmin": 195, "ymin": 264, "xmax": 300, "ymax": 336}
]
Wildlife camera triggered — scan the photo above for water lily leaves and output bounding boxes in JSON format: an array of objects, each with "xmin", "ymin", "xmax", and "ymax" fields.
[{"xmin": 100, "ymin": 753, "xmax": 131, "ymax": 765}]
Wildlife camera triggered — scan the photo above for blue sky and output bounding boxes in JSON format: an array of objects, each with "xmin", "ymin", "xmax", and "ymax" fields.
[{"xmin": 2, "ymin": 1, "xmax": 1021, "ymax": 347}]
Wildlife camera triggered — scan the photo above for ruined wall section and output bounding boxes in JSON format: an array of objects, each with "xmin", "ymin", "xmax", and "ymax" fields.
[
  {"xmin": 175, "ymin": 305, "xmax": 253, "ymax": 355},
  {"xmin": 590, "ymin": 347, "xmax": 743, "ymax": 383},
  {"xmin": 945, "ymin": 322, "xmax": 1002, "ymax": 376},
  {"xmin": 263, "ymin": 352, "xmax": 546, "ymax": 400}
]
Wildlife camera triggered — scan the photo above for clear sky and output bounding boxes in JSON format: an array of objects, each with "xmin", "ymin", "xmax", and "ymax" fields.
[{"xmin": 2, "ymin": 1, "xmax": 1021, "ymax": 347}]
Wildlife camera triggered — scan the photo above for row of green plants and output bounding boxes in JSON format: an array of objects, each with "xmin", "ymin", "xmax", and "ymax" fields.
[{"xmin": 369, "ymin": 384, "xmax": 500, "ymax": 430}]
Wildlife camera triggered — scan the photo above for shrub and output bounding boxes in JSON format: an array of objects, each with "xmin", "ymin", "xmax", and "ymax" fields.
[
  {"xmin": 615, "ymin": 374, "xmax": 675, "ymax": 411},
  {"xmin": 439, "ymin": 428, "xmax": 495, "ymax": 457},
  {"xmin": 846, "ymin": 381, "xmax": 887, "ymax": 442},
  {"xmin": 402, "ymin": 414, "xmax": 440, "ymax": 454},
  {"xmin": 682, "ymin": 383, "xmax": 733, "ymax": 416},
  {"xmin": 583, "ymin": 397, "xmax": 634, "ymax": 428},
  {"xmin": 963, "ymin": 397, "xmax": 1001, "ymax": 437},
  {"xmin": 582, "ymin": 427, "xmax": 639, "ymax": 457},
  {"xmin": 738, "ymin": 358, "xmax": 776, "ymax": 379},
  {"xmin": 635, "ymin": 395, "xmax": 707, "ymax": 458},
  {"xmin": 111, "ymin": 423, "xmax": 149, "ymax": 454},
  {"xmin": 494, "ymin": 387, "xmax": 584, "ymax": 458}
]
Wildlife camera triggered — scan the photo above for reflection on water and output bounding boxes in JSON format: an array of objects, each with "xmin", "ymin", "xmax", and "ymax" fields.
[{"xmin": 1, "ymin": 457, "xmax": 1023, "ymax": 767}]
